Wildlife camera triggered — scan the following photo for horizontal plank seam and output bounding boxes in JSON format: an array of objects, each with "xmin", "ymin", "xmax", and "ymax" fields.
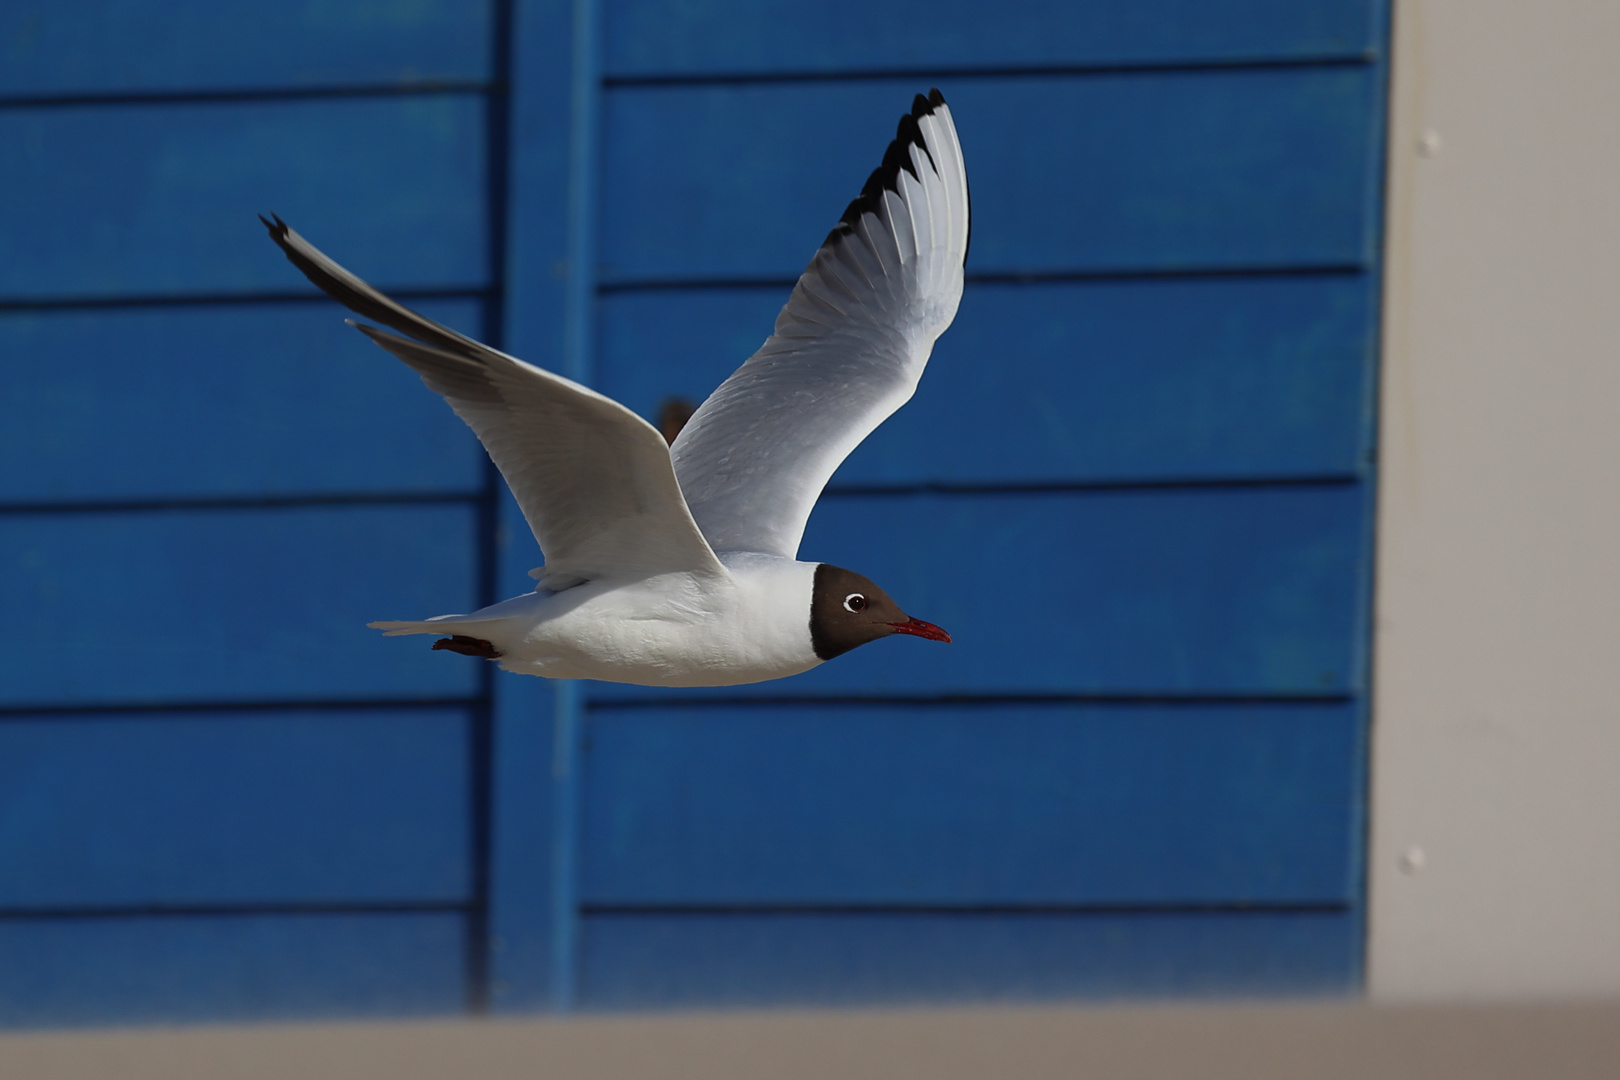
[
  {"xmin": 0, "ymin": 286, "xmax": 492, "ymax": 314},
  {"xmin": 0, "ymin": 694, "xmax": 1358, "ymax": 719},
  {"xmin": 601, "ymin": 53, "xmax": 1378, "ymax": 89},
  {"xmin": 599, "ymin": 263, "xmax": 1370, "ymax": 294},
  {"xmin": 0, "ymin": 901, "xmax": 472, "ymax": 920},
  {"xmin": 966, "ymin": 264, "xmax": 1370, "ymax": 285},
  {"xmin": 0, "ymin": 491, "xmax": 485, "ymax": 517},
  {"xmin": 577, "ymin": 901, "xmax": 1353, "ymax": 916},
  {"xmin": 0, "ymin": 475, "xmax": 1365, "ymax": 518},
  {"xmin": 0, "ymin": 267, "xmax": 1366, "ymax": 310},
  {"xmin": 0, "ymin": 81, "xmax": 495, "ymax": 111},
  {"xmin": 586, "ymin": 693, "xmax": 1358, "ymax": 711},
  {"xmin": 822, "ymin": 475, "xmax": 1363, "ymax": 497},
  {"xmin": 0, "ymin": 698, "xmax": 484, "ymax": 719}
]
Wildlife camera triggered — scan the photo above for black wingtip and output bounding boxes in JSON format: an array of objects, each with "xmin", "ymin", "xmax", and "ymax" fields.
[
  {"xmin": 828, "ymin": 90, "xmax": 948, "ymax": 241},
  {"xmin": 910, "ymin": 89, "xmax": 947, "ymax": 118},
  {"xmin": 260, "ymin": 213, "xmax": 295, "ymax": 259}
]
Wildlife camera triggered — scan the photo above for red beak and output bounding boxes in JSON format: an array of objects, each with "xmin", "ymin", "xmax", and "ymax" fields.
[{"xmin": 888, "ymin": 618, "xmax": 952, "ymax": 643}]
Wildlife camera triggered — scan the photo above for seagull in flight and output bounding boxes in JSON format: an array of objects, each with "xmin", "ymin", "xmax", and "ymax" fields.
[{"xmin": 264, "ymin": 88, "xmax": 968, "ymax": 687}]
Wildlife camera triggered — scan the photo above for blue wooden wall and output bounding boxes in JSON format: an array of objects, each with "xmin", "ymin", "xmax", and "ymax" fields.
[{"xmin": 0, "ymin": 0, "xmax": 1387, "ymax": 1024}]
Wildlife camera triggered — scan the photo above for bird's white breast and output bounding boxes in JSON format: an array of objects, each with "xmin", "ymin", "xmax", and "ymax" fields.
[{"xmin": 493, "ymin": 554, "xmax": 822, "ymax": 687}]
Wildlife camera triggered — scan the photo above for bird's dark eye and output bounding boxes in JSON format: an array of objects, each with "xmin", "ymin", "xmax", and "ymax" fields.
[{"xmin": 844, "ymin": 593, "xmax": 867, "ymax": 613}]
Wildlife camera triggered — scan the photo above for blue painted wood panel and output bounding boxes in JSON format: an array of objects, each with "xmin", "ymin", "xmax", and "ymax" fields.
[
  {"xmin": 590, "ymin": 483, "xmax": 1368, "ymax": 700},
  {"xmin": 1, "ymin": 1, "xmax": 492, "ymax": 96},
  {"xmin": 581, "ymin": 702, "xmax": 1358, "ymax": 905},
  {"xmin": 486, "ymin": 0, "xmax": 579, "ymax": 1012},
  {"xmin": 0, "ymin": 300, "xmax": 486, "ymax": 503},
  {"xmin": 0, "ymin": 709, "xmax": 471, "ymax": 908},
  {"xmin": 0, "ymin": 912, "xmax": 465, "ymax": 1028},
  {"xmin": 579, "ymin": 910, "xmax": 1357, "ymax": 1008},
  {"xmin": 0, "ymin": 504, "xmax": 483, "ymax": 707},
  {"xmin": 606, "ymin": 0, "xmax": 1382, "ymax": 77},
  {"xmin": 0, "ymin": 0, "xmax": 1387, "ymax": 1022},
  {"xmin": 1, "ymin": 96, "xmax": 486, "ymax": 301},
  {"xmin": 599, "ymin": 68, "xmax": 1380, "ymax": 282},
  {"xmin": 599, "ymin": 274, "xmax": 1376, "ymax": 485}
]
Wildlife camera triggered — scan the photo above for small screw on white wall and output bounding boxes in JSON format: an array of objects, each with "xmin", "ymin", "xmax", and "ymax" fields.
[
  {"xmin": 1398, "ymin": 845, "xmax": 1427, "ymax": 874},
  {"xmin": 1417, "ymin": 130, "xmax": 1443, "ymax": 158}
]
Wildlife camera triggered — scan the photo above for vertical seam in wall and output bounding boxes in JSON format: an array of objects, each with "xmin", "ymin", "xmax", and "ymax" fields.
[
  {"xmin": 469, "ymin": 0, "xmax": 519, "ymax": 1014},
  {"xmin": 564, "ymin": 0, "xmax": 601, "ymax": 386},
  {"xmin": 551, "ymin": 0, "xmax": 601, "ymax": 1013},
  {"xmin": 1364, "ymin": 0, "xmax": 1422, "ymax": 1000},
  {"xmin": 1351, "ymin": 0, "xmax": 1399, "ymax": 997},
  {"xmin": 550, "ymin": 680, "xmax": 583, "ymax": 1010}
]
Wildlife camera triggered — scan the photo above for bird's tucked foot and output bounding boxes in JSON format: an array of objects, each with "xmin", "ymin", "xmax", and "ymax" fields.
[{"xmin": 432, "ymin": 635, "xmax": 501, "ymax": 659}]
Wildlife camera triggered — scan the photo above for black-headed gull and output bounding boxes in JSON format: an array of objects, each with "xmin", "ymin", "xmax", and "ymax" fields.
[{"xmin": 264, "ymin": 89, "xmax": 968, "ymax": 687}]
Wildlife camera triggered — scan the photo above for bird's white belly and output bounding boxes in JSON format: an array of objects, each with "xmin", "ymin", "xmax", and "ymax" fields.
[{"xmin": 484, "ymin": 558, "xmax": 823, "ymax": 687}]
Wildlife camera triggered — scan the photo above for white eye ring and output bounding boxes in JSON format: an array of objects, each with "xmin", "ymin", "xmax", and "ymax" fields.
[{"xmin": 843, "ymin": 593, "xmax": 868, "ymax": 613}]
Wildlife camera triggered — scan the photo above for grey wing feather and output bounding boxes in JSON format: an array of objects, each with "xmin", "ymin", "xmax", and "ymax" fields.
[
  {"xmin": 669, "ymin": 90, "xmax": 969, "ymax": 559},
  {"xmin": 263, "ymin": 217, "xmax": 723, "ymax": 586}
]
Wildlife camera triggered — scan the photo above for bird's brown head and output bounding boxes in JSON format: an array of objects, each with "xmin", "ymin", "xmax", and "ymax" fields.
[{"xmin": 808, "ymin": 563, "xmax": 951, "ymax": 661}]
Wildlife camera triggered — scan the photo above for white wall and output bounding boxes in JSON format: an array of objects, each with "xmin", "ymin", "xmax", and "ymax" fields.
[{"xmin": 1370, "ymin": 0, "xmax": 1620, "ymax": 999}]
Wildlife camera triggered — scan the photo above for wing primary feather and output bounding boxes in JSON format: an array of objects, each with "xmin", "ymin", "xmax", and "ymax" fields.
[
  {"xmin": 898, "ymin": 110, "xmax": 937, "ymax": 175},
  {"xmin": 350, "ymin": 323, "xmax": 505, "ymax": 404},
  {"xmin": 260, "ymin": 213, "xmax": 480, "ymax": 357}
]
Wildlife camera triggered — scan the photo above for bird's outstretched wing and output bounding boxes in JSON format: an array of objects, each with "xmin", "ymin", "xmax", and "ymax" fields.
[
  {"xmin": 263, "ymin": 217, "xmax": 724, "ymax": 587},
  {"xmin": 670, "ymin": 89, "xmax": 970, "ymax": 559}
]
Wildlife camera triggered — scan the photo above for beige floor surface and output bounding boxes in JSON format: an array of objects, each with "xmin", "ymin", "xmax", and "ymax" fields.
[{"xmin": 3, "ymin": 1000, "xmax": 1618, "ymax": 1080}]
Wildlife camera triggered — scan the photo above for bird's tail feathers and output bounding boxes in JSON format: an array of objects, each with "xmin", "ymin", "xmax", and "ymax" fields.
[
  {"xmin": 369, "ymin": 593, "xmax": 543, "ymax": 637},
  {"xmin": 368, "ymin": 614, "xmax": 502, "ymax": 638}
]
